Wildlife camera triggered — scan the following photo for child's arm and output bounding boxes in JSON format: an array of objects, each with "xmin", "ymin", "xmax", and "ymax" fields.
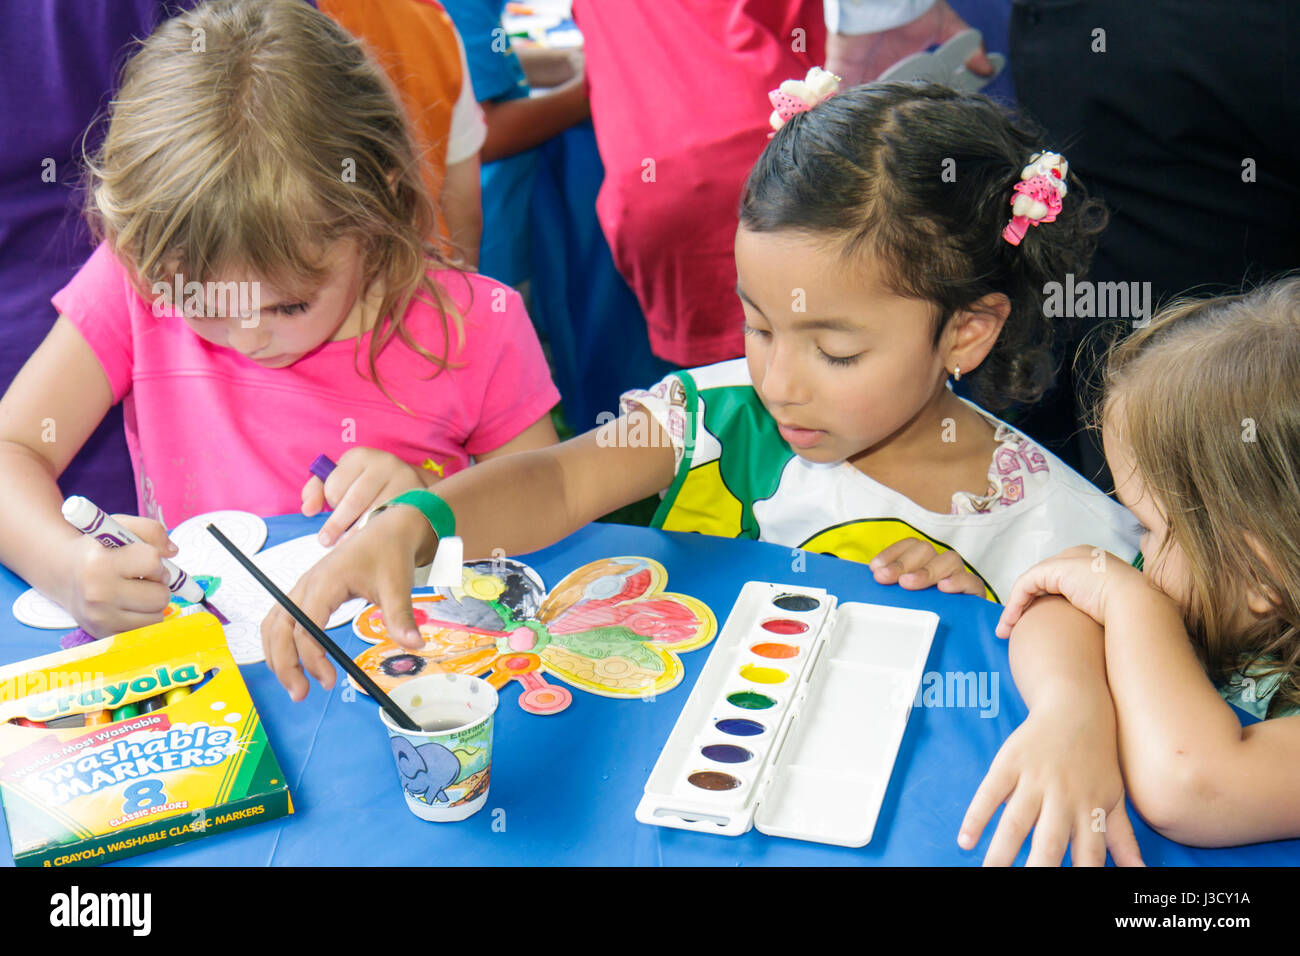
[
  {"xmin": 0, "ymin": 317, "xmax": 175, "ymax": 634},
  {"xmin": 998, "ymin": 548, "xmax": 1300, "ymax": 846},
  {"xmin": 442, "ymin": 154, "xmax": 483, "ymax": 270},
  {"xmin": 1099, "ymin": 584, "xmax": 1300, "ymax": 846},
  {"xmin": 479, "ymin": 74, "xmax": 589, "ymax": 163},
  {"xmin": 515, "ymin": 45, "xmax": 582, "ymax": 90},
  {"xmin": 262, "ymin": 411, "xmax": 677, "ymax": 700},
  {"xmin": 959, "ymin": 596, "xmax": 1143, "ymax": 866},
  {"xmin": 472, "ymin": 413, "xmax": 558, "ymax": 459}
]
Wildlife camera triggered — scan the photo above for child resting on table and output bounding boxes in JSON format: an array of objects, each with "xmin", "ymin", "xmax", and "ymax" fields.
[
  {"xmin": 0, "ymin": 0, "xmax": 558, "ymax": 639},
  {"xmin": 262, "ymin": 75, "xmax": 1142, "ymax": 699},
  {"xmin": 965, "ymin": 278, "xmax": 1300, "ymax": 864}
]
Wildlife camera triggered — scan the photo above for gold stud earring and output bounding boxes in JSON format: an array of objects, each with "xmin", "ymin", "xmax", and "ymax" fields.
[{"xmin": 951, "ymin": 366, "xmax": 962, "ymax": 382}]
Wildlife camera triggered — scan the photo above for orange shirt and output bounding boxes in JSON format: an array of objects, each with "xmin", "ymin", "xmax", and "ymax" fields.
[{"xmin": 318, "ymin": 0, "xmax": 465, "ymax": 236}]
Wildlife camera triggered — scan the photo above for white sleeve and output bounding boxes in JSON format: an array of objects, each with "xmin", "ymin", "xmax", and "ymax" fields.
[
  {"xmin": 824, "ymin": 0, "xmax": 937, "ymax": 35},
  {"xmin": 619, "ymin": 373, "xmax": 691, "ymax": 470},
  {"xmin": 445, "ymin": 28, "xmax": 487, "ymax": 165}
]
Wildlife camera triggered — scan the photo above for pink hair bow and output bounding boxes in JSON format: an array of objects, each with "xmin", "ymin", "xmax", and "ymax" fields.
[{"xmin": 767, "ymin": 67, "xmax": 840, "ymax": 136}]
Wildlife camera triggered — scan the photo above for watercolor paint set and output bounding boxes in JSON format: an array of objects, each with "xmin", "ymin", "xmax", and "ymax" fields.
[
  {"xmin": 636, "ymin": 581, "xmax": 938, "ymax": 847},
  {"xmin": 0, "ymin": 613, "xmax": 291, "ymax": 867}
]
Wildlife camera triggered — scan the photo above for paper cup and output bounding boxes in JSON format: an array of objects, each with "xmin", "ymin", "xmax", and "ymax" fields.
[{"xmin": 379, "ymin": 673, "xmax": 499, "ymax": 822}]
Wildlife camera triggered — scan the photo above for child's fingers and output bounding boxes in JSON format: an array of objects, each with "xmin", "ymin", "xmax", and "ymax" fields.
[
  {"xmin": 375, "ymin": 573, "xmax": 422, "ymax": 648},
  {"xmin": 83, "ymin": 607, "xmax": 170, "ymax": 639},
  {"xmin": 263, "ymin": 620, "xmax": 312, "ymax": 703},
  {"xmin": 1067, "ymin": 814, "xmax": 1108, "ymax": 867},
  {"xmin": 288, "ymin": 578, "xmax": 353, "ymax": 691},
  {"xmin": 115, "ymin": 515, "xmax": 179, "ymax": 556},
  {"xmin": 112, "ymin": 542, "xmax": 171, "ymax": 584},
  {"xmin": 981, "ymin": 789, "xmax": 1042, "ymax": 866},
  {"xmin": 1105, "ymin": 804, "xmax": 1146, "ymax": 867},
  {"xmin": 995, "ymin": 606, "xmax": 1024, "ymax": 639},
  {"xmin": 319, "ymin": 472, "xmax": 386, "ymax": 546},
  {"xmin": 868, "ymin": 538, "xmax": 914, "ymax": 571},
  {"xmin": 292, "ymin": 622, "xmax": 336, "ymax": 692},
  {"xmin": 261, "ymin": 603, "xmax": 310, "ymax": 700},
  {"xmin": 301, "ymin": 475, "xmax": 325, "ymax": 517},
  {"xmin": 868, "ymin": 538, "xmax": 926, "ymax": 577},
  {"xmin": 958, "ymin": 760, "xmax": 1016, "ymax": 850},
  {"xmin": 317, "ymin": 450, "xmax": 370, "ymax": 517},
  {"xmin": 870, "ymin": 539, "xmax": 936, "ymax": 583},
  {"xmin": 260, "ymin": 604, "xmax": 290, "ymax": 666},
  {"xmin": 1023, "ymin": 796, "xmax": 1070, "ymax": 866},
  {"xmin": 896, "ymin": 550, "xmax": 954, "ymax": 588},
  {"xmin": 899, "ymin": 550, "xmax": 964, "ymax": 590},
  {"xmin": 335, "ymin": 473, "xmax": 419, "ymax": 545},
  {"xmin": 260, "ymin": 580, "xmax": 334, "ymax": 702},
  {"xmin": 114, "ymin": 577, "xmax": 173, "ymax": 614},
  {"xmin": 994, "ymin": 580, "xmax": 1052, "ymax": 637},
  {"xmin": 936, "ymin": 569, "xmax": 987, "ymax": 597}
]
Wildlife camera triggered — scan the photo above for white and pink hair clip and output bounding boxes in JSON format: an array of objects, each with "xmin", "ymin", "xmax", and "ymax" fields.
[
  {"xmin": 1002, "ymin": 151, "xmax": 1069, "ymax": 246},
  {"xmin": 768, "ymin": 66, "xmax": 841, "ymax": 134}
]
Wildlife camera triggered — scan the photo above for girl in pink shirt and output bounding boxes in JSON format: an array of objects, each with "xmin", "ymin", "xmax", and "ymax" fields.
[{"xmin": 0, "ymin": 0, "xmax": 558, "ymax": 639}]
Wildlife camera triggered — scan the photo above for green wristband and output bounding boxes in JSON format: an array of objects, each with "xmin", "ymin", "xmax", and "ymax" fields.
[{"xmin": 376, "ymin": 489, "xmax": 456, "ymax": 541}]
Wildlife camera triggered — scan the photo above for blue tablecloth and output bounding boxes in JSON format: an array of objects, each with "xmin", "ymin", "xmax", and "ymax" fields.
[{"xmin": 1, "ymin": 516, "xmax": 1296, "ymax": 866}]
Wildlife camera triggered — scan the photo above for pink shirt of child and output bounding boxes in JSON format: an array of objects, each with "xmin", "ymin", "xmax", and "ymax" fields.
[{"xmin": 54, "ymin": 242, "xmax": 559, "ymax": 525}]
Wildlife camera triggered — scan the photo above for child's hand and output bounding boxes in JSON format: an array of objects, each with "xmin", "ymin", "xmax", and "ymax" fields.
[
  {"xmin": 301, "ymin": 447, "xmax": 426, "ymax": 547},
  {"xmin": 261, "ymin": 505, "xmax": 430, "ymax": 701},
  {"xmin": 66, "ymin": 515, "xmax": 178, "ymax": 637},
  {"xmin": 996, "ymin": 545, "xmax": 1146, "ymax": 638},
  {"xmin": 869, "ymin": 538, "xmax": 987, "ymax": 597},
  {"xmin": 958, "ymin": 698, "xmax": 1145, "ymax": 866}
]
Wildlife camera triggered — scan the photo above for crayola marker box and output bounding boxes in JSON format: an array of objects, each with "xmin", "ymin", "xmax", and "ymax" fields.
[{"xmin": 0, "ymin": 612, "xmax": 291, "ymax": 866}]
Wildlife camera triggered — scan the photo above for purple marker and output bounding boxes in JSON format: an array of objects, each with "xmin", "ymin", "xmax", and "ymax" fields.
[
  {"xmin": 61, "ymin": 496, "xmax": 229, "ymax": 624},
  {"xmin": 63, "ymin": 496, "xmax": 204, "ymax": 602},
  {"xmin": 309, "ymin": 454, "xmax": 337, "ymax": 483},
  {"xmin": 59, "ymin": 628, "xmax": 98, "ymax": 650}
]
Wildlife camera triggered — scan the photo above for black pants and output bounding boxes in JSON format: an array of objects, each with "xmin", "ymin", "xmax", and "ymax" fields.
[{"xmin": 1008, "ymin": 0, "xmax": 1300, "ymax": 492}]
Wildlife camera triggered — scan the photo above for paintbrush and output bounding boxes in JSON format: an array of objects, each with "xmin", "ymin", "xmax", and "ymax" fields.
[
  {"xmin": 205, "ymin": 523, "xmax": 422, "ymax": 731},
  {"xmin": 61, "ymin": 496, "xmax": 231, "ymax": 624}
]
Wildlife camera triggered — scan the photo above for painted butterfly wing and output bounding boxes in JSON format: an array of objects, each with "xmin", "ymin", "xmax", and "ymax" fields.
[{"xmin": 533, "ymin": 557, "xmax": 717, "ymax": 699}]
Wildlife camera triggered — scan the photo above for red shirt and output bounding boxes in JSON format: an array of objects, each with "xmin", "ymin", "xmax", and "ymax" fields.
[{"xmin": 574, "ymin": 0, "xmax": 825, "ymax": 365}]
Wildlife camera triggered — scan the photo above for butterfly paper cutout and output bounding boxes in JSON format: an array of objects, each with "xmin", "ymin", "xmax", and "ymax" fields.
[{"xmin": 352, "ymin": 557, "xmax": 716, "ymax": 714}]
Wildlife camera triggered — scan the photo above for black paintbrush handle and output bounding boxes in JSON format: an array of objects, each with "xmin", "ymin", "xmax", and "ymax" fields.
[{"xmin": 205, "ymin": 524, "xmax": 422, "ymax": 732}]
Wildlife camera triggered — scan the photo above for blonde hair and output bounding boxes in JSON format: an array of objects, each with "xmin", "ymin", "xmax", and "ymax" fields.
[
  {"xmin": 83, "ymin": 0, "xmax": 464, "ymax": 398},
  {"xmin": 1089, "ymin": 277, "xmax": 1300, "ymax": 716}
]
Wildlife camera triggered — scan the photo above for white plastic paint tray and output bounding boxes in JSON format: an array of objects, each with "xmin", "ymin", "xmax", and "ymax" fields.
[{"xmin": 636, "ymin": 581, "xmax": 938, "ymax": 847}]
